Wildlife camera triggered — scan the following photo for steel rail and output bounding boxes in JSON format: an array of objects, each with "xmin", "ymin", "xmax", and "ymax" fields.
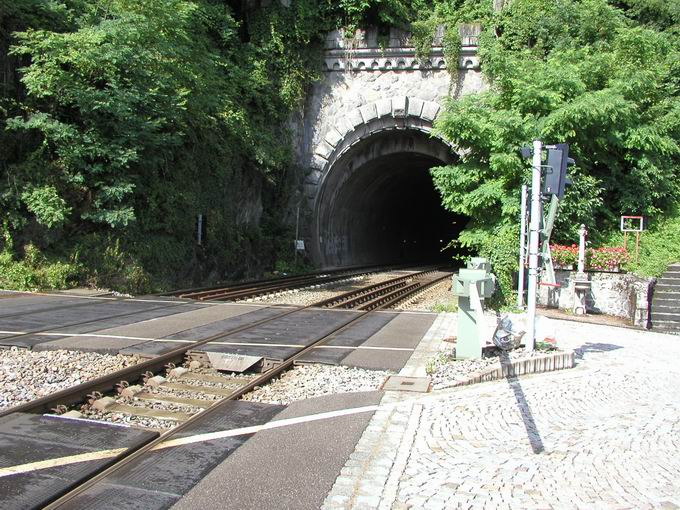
[
  {"xmin": 193, "ymin": 273, "xmax": 366, "ymax": 301},
  {"xmin": 0, "ymin": 268, "xmax": 446, "ymax": 417},
  {"xmin": 43, "ymin": 270, "xmax": 451, "ymax": 509},
  {"xmin": 0, "ymin": 303, "xmax": 305, "ymax": 417},
  {"xmin": 383, "ymin": 271, "xmax": 453, "ymax": 309},
  {"xmin": 0, "ymin": 268, "xmax": 449, "ymax": 419},
  {"xmin": 315, "ymin": 269, "xmax": 440, "ymax": 309},
  {"xmin": 185, "ymin": 266, "xmax": 394, "ymax": 302},
  {"xmin": 165, "ymin": 264, "xmax": 400, "ymax": 299}
]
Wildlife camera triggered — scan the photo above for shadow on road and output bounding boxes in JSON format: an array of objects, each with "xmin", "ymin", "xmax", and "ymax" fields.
[
  {"xmin": 499, "ymin": 351, "xmax": 545, "ymax": 454},
  {"xmin": 574, "ymin": 342, "xmax": 623, "ymax": 360}
]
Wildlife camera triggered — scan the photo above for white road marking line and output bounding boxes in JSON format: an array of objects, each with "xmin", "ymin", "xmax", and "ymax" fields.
[
  {"xmin": 0, "ymin": 448, "xmax": 128, "ymax": 478},
  {"xmin": 152, "ymin": 339, "xmax": 413, "ymax": 352},
  {"xmin": 317, "ymin": 345, "xmax": 414, "ymax": 352},
  {"xmin": 153, "ymin": 404, "xmax": 381, "ymax": 450},
  {"xmin": 0, "ymin": 404, "xmax": 382, "ymax": 478},
  {"xmin": 4, "ymin": 386, "xmax": 496, "ymax": 479},
  {"xmin": 153, "ymin": 338, "xmax": 306, "ymax": 348},
  {"xmin": 0, "ymin": 331, "xmax": 414, "ymax": 352},
  {"xmin": 0, "ymin": 331, "xmax": 159, "ymax": 342}
]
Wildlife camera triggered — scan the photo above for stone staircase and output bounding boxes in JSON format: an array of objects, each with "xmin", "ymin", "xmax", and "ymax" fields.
[{"xmin": 651, "ymin": 263, "xmax": 680, "ymax": 334}]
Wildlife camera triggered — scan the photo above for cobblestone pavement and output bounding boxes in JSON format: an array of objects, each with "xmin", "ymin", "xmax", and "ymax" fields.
[{"xmin": 322, "ymin": 315, "xmax": 680, "ymax": 510}]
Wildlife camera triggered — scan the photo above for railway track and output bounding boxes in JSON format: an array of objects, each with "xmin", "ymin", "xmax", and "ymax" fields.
[
  {"xmin": 0, "ymin": 267, "xmax": 452, "ymax": 509},
  {"xmin": 164, "ymin": 264, "xmax": 400, "ymax": 301}
]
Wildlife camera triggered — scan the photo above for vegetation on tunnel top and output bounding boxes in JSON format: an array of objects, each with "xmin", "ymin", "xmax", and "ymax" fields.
[{"xmin": 0, "ymin": 0, "xmax": 678, "ymax": 303}]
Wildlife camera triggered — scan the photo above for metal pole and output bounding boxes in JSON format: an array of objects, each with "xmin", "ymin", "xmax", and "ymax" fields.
[
  {"xmin": 540, "ymin": 194, "xmax": 560, "ymax": 285},
  {"xmin": 577, "ymin": 224, "xmax": 587, "ymax": 274},
  {"xmin": 526, "ymin": 140, "xmax": 542, "ymax": 351},
  {"xmin": 294, "ymin": 205, "xmax": 300, "ymax": 264},
  {"xmin": 517, "ymin": 184, "xmax": 528, "ymax": 308}
]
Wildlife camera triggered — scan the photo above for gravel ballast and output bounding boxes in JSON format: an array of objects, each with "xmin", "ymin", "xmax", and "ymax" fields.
[
  {"xmin": 0, "ymin": 347, "xmax": 139, "ymax": 410},
  {"xmin": 395, "ymin": 279, "xmax": 457, "ymax": 312},
  {"xmin": 242, "ymin": 364, "xmax": 392, "ymax": 405},
  {"xmin": 252, "ymin": 272, "xmax": 414, "ymax": 307},
  {"xmin": 427, "ymin": 347, "xmax": 560, "ymax": 390}
]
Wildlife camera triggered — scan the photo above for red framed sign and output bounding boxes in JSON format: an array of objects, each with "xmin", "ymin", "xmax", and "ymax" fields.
[{"xmin": 620, "ymin": 216, "xmax": 644, "ymax": 232}]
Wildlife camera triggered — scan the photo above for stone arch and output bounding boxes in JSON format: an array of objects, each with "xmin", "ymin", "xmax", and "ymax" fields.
[
  {"xmin": 307, "ymin": 99, "xmax": 462, "ymax": 267},
  {"xmin": 309, "ymin": 96, "xmax": 445, "ymax": 179}
]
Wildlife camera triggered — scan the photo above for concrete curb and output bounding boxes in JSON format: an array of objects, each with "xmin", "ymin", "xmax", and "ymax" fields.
[{"xmin": 437, "ymin": 350, "xmax": 576, "ymax": 390}]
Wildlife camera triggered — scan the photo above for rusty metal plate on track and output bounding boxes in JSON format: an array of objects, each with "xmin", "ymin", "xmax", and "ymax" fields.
[
  {"xmin": 382, "ymin": 375, "xmax": 432, "ymax": 393},
  {"xmin": 192, "ymin": 351, "xmax": 263, "ymax": 372},
  {"xmin": 0, "ymin": 413, "xmax": 157, "ymax": 510}
]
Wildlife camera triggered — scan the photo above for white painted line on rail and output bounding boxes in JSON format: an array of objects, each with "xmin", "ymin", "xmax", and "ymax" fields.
[
  {"xmin": 0, "ymin": 292, "xmax": 274, "ymax": 307},
  {"xmin": 0, "ymin": 331, "xmax": 162, "ymax": 342},
  {"xmin": 152, "ymin": 339, "xmax": 413, "ymax": 352}
]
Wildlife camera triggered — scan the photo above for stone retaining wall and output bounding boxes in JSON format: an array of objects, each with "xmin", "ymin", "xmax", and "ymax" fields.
[
  {"xmin": 538, "ymin": 270, "xmax": 655, "ymax": 327},
  {"xmin": 441, "ymin": 351, "xmax": 575, "ymax": 390}
]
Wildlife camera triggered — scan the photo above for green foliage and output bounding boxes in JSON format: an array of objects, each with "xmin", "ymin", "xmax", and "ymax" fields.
[
  {"xmin": 470, "ymin": 223, "xmax": 519, "ymax": 307},
  {"xmin": 5, "ymin": 0, "xmax": 476, "ymax": 292},
  {"xmin": 551, "ymin": 244, "xmax": 579, "ymax": 267},
  {"xmin": 623, "ymin": 209, "xmax": 680, "ymax": 277},
  {"xmin": 431, "ymin": 0, "xmax": 680, "ymax": 303},
  {"xmin": 0, "ymin": 244, "xmax": 80, "ymax": 291},
  {"xmin": 431, "ymin": 301, "xmax": 458, "ymax": 313},
  {"xmin": 21, "ymin": 185, "xmax": 71, "ymax": 228},
  {"xmin": 1, "ymin": 0, "xmax": 344, "ymax": 291},
  {"xmin": 69, "ymin": 234, "xmax": 152, "ymax": 294},
  {"xmin": 4, "ymin": 0, "xmax": 676, "ymax": 297}
]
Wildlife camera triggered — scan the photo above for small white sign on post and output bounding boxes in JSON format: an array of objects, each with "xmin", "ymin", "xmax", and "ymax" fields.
[
  {"xmin": 620, "ymin": 216, "xmax": 644, "ymax": 232},
  {"xmin": 295, "ymin": 240, "xmax": 305, "ymax": 251},
  {"xmin": 620, "ymin": 215, "xmax": 645, "ymax": 264}
]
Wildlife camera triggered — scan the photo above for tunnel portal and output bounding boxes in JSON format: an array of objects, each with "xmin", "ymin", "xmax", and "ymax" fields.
[{"xmin": 313, "ymin": 129, "xmax": 467, "ymax": 268}]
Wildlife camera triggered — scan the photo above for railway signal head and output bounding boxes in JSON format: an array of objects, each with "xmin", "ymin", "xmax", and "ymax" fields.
[{"xmin": 543, "ymin": 143, "xmax": 574, "ymax": 199}]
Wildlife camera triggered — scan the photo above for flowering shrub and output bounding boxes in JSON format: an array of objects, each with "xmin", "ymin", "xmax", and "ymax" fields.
[
  {"xmin": 551, "ymin": 244, "xmax": 578, "ymax": 267},
  {"xmin": 587, "ymin": 247, "xmax": 630, "ymax": 271},
  {"xmin": 550, "ymin": 244, "xmax": 630, "ymax": 271}
]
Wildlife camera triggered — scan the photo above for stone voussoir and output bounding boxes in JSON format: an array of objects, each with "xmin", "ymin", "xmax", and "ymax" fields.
[
  {"xmin": 391, "ymin": 96, "xmax": 408, "ymax": 118},
  {"xmin": 421, "ymin": 101, "xmax": 440, "ymax": 122},
  {"xmin": 359, "ymin": 103, "xmax": 379, "ymax": 124},
  {"xmin": 324, "ymin": 127, "xmax": 344, "ymax": 148},
  {"xmin": 407, "ymin": 97, "xmax": 424, "ymax": 118}
]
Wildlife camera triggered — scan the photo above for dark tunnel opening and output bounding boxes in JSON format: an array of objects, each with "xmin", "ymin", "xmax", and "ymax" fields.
[{"xmin": 314, "ymin": 129, "xmax": 468, "ymax": 268}]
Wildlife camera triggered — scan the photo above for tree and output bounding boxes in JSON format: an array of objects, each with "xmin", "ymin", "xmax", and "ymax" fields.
[{"xmin": 430, "ymin": 0, "xmax": 679, "ymax": 298}]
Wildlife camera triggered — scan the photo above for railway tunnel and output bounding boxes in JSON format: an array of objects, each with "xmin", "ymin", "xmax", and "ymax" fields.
[{"xmin": 313, "ymin": 128, "xmax": 468, "ymax": 268}]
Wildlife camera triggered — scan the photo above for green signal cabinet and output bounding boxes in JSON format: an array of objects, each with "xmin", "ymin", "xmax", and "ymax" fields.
[{"xmin": 452, "ymin": 259, "xmax": 495, "ymax": 359}]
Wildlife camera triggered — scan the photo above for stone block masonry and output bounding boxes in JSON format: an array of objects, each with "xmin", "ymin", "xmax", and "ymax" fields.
[
  {"xmin": 289, "ymin": 26, "xmax": 488, "ymax": 266},
  {"xmin": 538, "ymin": 270, "xmax": 655, "ymax": 327}
]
